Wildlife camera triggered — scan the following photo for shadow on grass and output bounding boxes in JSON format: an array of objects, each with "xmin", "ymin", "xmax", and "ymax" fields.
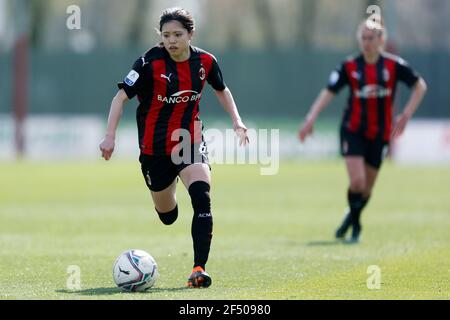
[
  {"xmin": 56, "ymin": 286, "xmax": 189, "ymax": 296},
  {"xmin": 306, "ymin": 239, "xmax": 359, "ymax": 246}
]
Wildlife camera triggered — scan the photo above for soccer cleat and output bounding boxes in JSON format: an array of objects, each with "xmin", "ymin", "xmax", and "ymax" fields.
[
  {"xmin": 187, "ymin": 266, "xmax": 212, "ymax": 288},
  {"xmin": 335, "ymin": 212, "xmax": 352, "ymax": 239},
  {"xmin": 349, "ymin": 223, "xmax": 362, "ymax": 243}
]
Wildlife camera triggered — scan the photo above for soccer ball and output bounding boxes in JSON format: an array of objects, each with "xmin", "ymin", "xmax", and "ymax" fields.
[{"xmin": 112, "ymin": 249, "xmax": 159, "ymax": 292}]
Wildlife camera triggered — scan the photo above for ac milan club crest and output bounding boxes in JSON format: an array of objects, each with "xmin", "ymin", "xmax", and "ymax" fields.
[{"xmin": 199, "ymin": 67, "xmax": 206, "ymax": 81}]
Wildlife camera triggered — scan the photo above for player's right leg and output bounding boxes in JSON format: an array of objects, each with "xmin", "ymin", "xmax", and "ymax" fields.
[
  {"xmin": 337, "ymin": 129, "xmax": 367, "ymax": 241},
  {"xmin": 335, "ymin": 156, "xmax": 366, "ymax": 239},
  {"xmin": 140, "ymin": 154, "xmax": 179, "ymax": 225},
  {"xmin": 151, "ymin": 179, "xmax": 178, "ymax": 225}
]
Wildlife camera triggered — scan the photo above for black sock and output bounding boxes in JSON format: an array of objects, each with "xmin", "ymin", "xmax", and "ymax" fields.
[
  {"xmin": 347, "ymin": 191, "xmax": 370, "ymax": 226},
  {"xmin": 156, "ymin": 205, "xmax": 178, "ymax": 225},
  {"xmin": 188, "ymin": 181, "xmax": 213, "ymax": 270}
]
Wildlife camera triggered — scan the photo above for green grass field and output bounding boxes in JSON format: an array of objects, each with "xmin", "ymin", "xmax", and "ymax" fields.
[{"xmin": 0, "ymin": 160, "xmax": 449, "ymax": 300}]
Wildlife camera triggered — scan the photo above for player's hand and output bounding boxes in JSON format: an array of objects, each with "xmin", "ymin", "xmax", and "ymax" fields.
[
  {"xmin": 391, "ymin": 113, "xmax": 410, "ymax": 140},
  {"xmin": 99, "ymin": 135, "xmax": 115, "ymax": 160},
  {"xmin": 299, "ymin": 118, "xmax": 314, "ymax": 143},
  {"xmin": 233, "ymin": 118, "xmax": 250, "ymax": 146}
]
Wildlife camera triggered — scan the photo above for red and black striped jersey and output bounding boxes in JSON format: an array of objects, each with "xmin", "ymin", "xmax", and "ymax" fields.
[
  {"xmin": 118, "ymin": 45, "xmax": 226, "ymax": 155},
  {"xmin": 327, "ymin": 52, "xmax": 420, "ymax": 142}
]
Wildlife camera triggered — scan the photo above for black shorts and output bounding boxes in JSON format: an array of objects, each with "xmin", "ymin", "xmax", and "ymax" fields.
[
  {"xmin": 339, "ymin": 128, "xmax": 389, "ymax": 169},
  {"xmin": 139, "ymin": 143, "xmax": 209, "ymax": 192}
]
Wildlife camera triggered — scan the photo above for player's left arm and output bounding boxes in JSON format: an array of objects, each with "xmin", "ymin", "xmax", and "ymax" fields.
[
  {"xmin": 214, "ymin": 88, "xmax": 249, "ymax": 146},
  {"xmin": 392, "ymin": 77, "xmax": 427, "ymax": 139},
  {"xmin": 207, "ymin": 54, "xmax": 249, "ymax": 146}
]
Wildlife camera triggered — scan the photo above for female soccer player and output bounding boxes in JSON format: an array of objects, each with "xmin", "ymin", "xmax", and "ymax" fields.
[
  {"xmin": 298, "ymin": 19, "xmax": 427, "ymax": 242},
  {"xmin": 99, "ymin": 8, "xmax": 249, "ymax": 287}
]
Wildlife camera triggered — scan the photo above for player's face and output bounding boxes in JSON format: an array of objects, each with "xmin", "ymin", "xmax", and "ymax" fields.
[
  {"xmin": 358, "ymin": 27, "xmax": 383, "ymax": 57},
  {"xmin": 161, "ymin": 20, "xmax": 193, "ymax": 59}
]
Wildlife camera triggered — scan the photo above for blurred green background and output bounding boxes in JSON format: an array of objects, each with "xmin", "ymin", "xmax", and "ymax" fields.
[{"xmin": 1, "ymin": 0, "xmax": 449, "ymax": 120}]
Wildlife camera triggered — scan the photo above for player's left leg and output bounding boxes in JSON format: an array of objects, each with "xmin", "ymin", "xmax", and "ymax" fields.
[
  {"xmin": 347, "ymin": 165, "xmax": 378, "ymax": 242},
  {"xmin": 179, "ymin": 163, "xmax": 213, "ymax": 287},
  {"xmin": 363, "ymin": 140, "xmax": 387, "ymax": 197},
  {"xmin": 341, "ymin": 156, "xmax": 368, "ymax": 242},
  {"xmin": 363, "ymin": 163, "xmax": 379, "ymax": 198}
]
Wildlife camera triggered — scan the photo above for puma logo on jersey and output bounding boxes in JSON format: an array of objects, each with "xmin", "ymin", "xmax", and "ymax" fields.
[
  {"xmin": 160, "ymin": 73, "xmax": 172, "ymax": 83},
  {"xmin": 141, "ymin": 57, "xmax": 149, "ymax": 67},
  {"xmin": 383, "ymin": 68, "xmax": 390, "ymax": 82},
  {"xmin": 351, "ymin": 71, "xmax": 361, "ymax": 80}
]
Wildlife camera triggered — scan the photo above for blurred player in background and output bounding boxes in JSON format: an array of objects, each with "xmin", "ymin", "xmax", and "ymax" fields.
[
  {"xmin": 99, "ymin": 7, "xmax": 249, "ymax": 287},
  {"xmin": 298, "ymin": 17, "xmax": 427, "ymax": 242}
]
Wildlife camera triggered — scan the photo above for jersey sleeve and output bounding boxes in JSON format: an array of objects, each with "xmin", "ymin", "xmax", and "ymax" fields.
[
  {"xmin": 207, "ymin": 57, "xmax": 226, "ymax": 91},
  {"xmin": 326, "ymin": 62, "xmax": 348, "ymax": 93},
  {"xmin": 117, "ymin": 57, "xmax": 150, "ymax": 99},
  {"xmin": 396, "ymin": 58, "xmax": 420, "ymax": 88}
]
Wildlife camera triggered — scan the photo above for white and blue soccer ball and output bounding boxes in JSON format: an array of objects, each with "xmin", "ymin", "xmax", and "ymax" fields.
[{"xmin": 113, "ymin": 249, "xmax": 159, "ymax": 292}]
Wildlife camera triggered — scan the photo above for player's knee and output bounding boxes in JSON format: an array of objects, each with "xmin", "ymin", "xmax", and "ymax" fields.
[
  {"xmin": 363, "ymin": 189, "xmax": 372, "ymax": 199},
  {"xmin": 156, "ymin": 205, "xmax": 178, "ymax": 225},
  {"xmin": 188, "ymin": 181, "xmax": 211, "ymax": 213},
  {"xmin": 350, "ymin": 176, "xmax": 366, "ymax": 193}
]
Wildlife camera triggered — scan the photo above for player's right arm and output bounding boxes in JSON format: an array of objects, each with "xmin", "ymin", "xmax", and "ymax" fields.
[
  {"xmin": 99, "ymin": 89, "xmax": 129, "ymax": 160},
  {"xmin": 299, "ymin": 89, "xmax": 335, "ymax": 143},
  {"xmin": 299, "ymin": 61, "xmax": 348, "ymax": 143},
  {"xmin": 100, "ymin": 55, "xmax": 148, "ymax": 160}
]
